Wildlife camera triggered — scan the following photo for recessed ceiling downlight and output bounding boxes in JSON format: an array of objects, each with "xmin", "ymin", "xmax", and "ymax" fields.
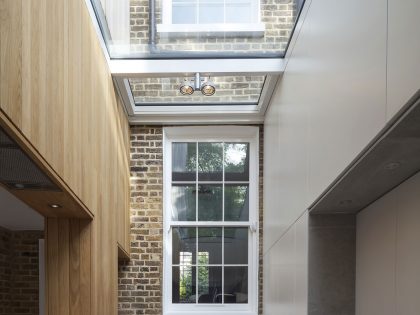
[
  {"xmin": 14, "ymin": 183, "xmax": 25, "ymax": 190},
  {"xmin": 49, "ymin": 204, "xmax": 62, "ymax": 209}
]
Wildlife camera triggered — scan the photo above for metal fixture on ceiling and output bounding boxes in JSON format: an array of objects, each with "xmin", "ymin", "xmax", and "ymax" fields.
[{"xmin": 179, "ymin": 73, "xmax": 216, "ymax": 96}]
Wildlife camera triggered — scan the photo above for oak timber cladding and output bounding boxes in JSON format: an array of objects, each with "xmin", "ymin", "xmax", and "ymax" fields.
[{"xmin": 1, "ymin": 0, "xmax": 130, "ymax": 314}]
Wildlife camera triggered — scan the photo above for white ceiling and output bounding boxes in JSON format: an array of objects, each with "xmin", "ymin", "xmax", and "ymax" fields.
[{"xmin": 0, "ymin": 186, "xmax": 44, "ymax": 231}]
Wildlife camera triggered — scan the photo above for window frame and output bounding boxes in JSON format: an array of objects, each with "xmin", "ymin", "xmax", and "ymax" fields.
[
  {"xmin": 158, "ymin": 0, "xmax": 265, "ymax": 36},
  {"xmin": 163, "ymin": 126, "xmax": 259, "ymax": 315}
]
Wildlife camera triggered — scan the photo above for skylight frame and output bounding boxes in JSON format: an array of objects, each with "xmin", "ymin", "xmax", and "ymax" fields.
[
  {"xmin": 88, "ymin": 0, "xmax": 307, "ymax": 60},
  {"xmin": 113, "ymin": 74, "xmax": 279, "ymax": 124},
  {"xmin": 83, "ymin": 0, "xmax": 306, "ymax": 123}
]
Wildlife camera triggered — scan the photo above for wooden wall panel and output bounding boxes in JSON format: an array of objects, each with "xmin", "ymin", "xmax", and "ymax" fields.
[
  {"xmin": 46, "ymin": 218, "xmax": 92, "ymax": 315},
  {"xmin": 1, "ymin": 0, "xmax": 131, "ymax": 314}
]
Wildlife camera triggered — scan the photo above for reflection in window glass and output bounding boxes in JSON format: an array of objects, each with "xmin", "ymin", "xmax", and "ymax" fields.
[
  {"xmin": 224, "ymin": 143, "xmax": 249, "ymax": 181},
  {"xmin": 224, "ymin": 267, "xmax": 248, "ymax": 304},
  {"xmin": 198, "ymin": 185, "xmax": 223, "ymax": 221},
  {"xmin": 172, "ymin": 1, "xmax": 197, "ymax": 24},
  {"xmin": 171, "ymin": 185, "xmax": 196, "ymax": 221},
  {"xmin": 198, "ymin": 266, "xmax": 222, "ymax": 304},
  {"xmin": 224, "ymin": 185, "xmax": 249, "ymax": 221},
  {"xmin": 198, "ymin": 1, "xmax": 224, "ymax": 24},
  {"xmin": 198, "ymin": 143, "xmax": 223, "ymax": 181},
  {"xmin": 172, "ymin": 0, "xmax": 253, "ymax": 24},
  {"xmin": 173, "ymin": 266, "xmax": 196, "ymax": 303},
  {"xmin": 130, "ymin": 77, "xmax": 265, "ymax": 106},
  {"xmin": 169, "ymin": 137, "xmax": 255, "ymax": 307},
  {"xmin": 224, "ymin": 228, "xmax": 248, "ymax": 265},
  {"xmin": 172, "ymin": 227, "xmax": 196, "ymax": 265},
  {"xmin": 172, "ymin": 143, "xmax": 196, "ymax": 181},
  {"xmin": 226, "ymin": 0, "xmax": 253, "ymax": 23},
  {"xmin": 198, "ymin": 228, "xmax": 222, "ymax": 265}
]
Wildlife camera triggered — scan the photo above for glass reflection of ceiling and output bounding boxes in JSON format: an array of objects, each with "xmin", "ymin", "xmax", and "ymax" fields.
[
  {"xmin": 129, "ymin": 76, "xmax": 265, "ymax": 106},
  {"xmin": 90, "ymin": 0, "xmax": 305, "ymax": 59}
]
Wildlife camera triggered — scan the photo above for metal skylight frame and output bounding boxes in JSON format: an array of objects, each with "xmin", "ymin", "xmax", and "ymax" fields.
[
  {"xmin": 84, "ymin": 0, "xmax": 289, "ymax": 124},
  {"xmin": 111, "ymin": 58, "xmax": 284, "ymax": 124}
]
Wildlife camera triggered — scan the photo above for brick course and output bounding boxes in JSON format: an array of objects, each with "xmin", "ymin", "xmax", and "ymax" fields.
[
  {"xmin": 118, "ymin": 125, "xmax": 263, "ymax": 315},
  {"xmin": 0, "ymin": 227, "xmax": 43, "ymax": 315}
]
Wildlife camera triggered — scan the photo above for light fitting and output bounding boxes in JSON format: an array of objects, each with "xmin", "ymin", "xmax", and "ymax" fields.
[
  {"xmin": 384, "ymin": 162, "xmax": 401, "ymax": 170},
  {"xmin": 179, "ymin": 80, "xmax": 194, "ymax": 95},
  {"xmin": 201, "ymin": 81, "xmax": 216, "ymax": 96},
  {"xmin": 49, "ymin": 204, "xmax": 62, "ymax": 209},
  {"xmin": 179, "ymin": 73, "xmax": 216, "ymax": 96},
  {"xmin": 338, "ymin": 199, "xmax": 353, "ymax": 206}
]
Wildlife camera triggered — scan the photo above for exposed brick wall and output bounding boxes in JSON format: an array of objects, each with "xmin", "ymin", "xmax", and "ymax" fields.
[
  {"xmin": 0, "ymin": 227, "xmax": 12, "ymax": 315},
  {"xmin": 118, "ymin": 125, "xmax": 263, "ymax": 315},
  {"xmin": 119, "ymin": 126, "xmax": 164, "ymax": 315},
  {"xmin": 0, "ymin": 227, "xmax": 43, "ymax": 315},
  {"xmin": 130, "ymin": 75, "xmax": 265, "ymax": 105}
]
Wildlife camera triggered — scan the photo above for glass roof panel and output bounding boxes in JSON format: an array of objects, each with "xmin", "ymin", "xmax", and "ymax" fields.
[
  {"xmin": 129, "ymin": 76, "xmax": 266, "ymax": 105},
  {"xmin": 90, "ymin": 0, "xmax": 305, "ymax": 59}
]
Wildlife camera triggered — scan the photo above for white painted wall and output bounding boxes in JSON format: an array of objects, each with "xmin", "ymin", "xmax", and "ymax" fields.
[
  {"xmin": 263, "ymin": 0, "xmax": 420, "ymax": 313},
  {"xmin": 387, "ymin": 0, "xmax": 420, "ymax": 119},
  {"xmin": 264, "ymin": 212, "xmax": 308, "ymax": 315},
  {"xmin": 264, "ymin": 0, "xmax": 388, "ymax": 253},
  {"xmin": 356, "ymin": 171, "xmax": 420, "ymax": 315}
]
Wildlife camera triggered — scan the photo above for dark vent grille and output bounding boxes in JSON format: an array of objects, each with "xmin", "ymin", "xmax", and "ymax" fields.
[{"xmin": 0, "ymin": 127, "xmax": 61, "ymax": 191}]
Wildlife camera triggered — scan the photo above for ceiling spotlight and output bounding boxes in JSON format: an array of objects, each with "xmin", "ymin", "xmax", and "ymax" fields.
[
  {"xmin": 201, "ymin": 81, "xmax": 216, "ymax": 96},
  {"xmin": 49, "ymin": 204, "xmax": 62, "ymax": 209},
  {"xmin": 13, "ymin": 183, "xmax": 25, "ymax": 190},
  {"xmin": 179, "ymin": 80, "xmax": 194, "ymax": 95},
  {"xmin": 338, "ymin": 199, "xmax": 353, "ymax": 206},
  {"xmin": 384, "ymin": 162, "xmax": 401, "ymax": 171},
  {"xmin": 179, "ymin": 73, "xmax": 216, "ymax": 96}
]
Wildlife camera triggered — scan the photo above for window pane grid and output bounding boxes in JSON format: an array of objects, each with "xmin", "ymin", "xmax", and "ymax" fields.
[
  {"xmin": 172, "ymin": 226, "xmax": 249, "ymax": 304},
  {"xmin": 172, "ymin": 0, "xmax": 254, "ymax": 24},
  {"xmin": 171, "ymin": 140, "xmax": 250, "ymax": 305}
]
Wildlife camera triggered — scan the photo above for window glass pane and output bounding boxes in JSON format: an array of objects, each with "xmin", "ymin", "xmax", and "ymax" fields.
[
  {"xmin": 130, "ymin": 76, "xmax": 265, "ymax": 106},
  {"xmin": 224, "ymin": 143, "xmax": 249, "ymax": 181},
  {"xmin": 173, "ymin": 266, "xmax": 196, "ymax": 303},
  {"xmin": 224, "ymin": 184, "xmax": 249, "ymax": 221},
  {"xmin": 225, "ymin": 0, "xmax": 253, "ymax": 23},
  {"xmin": 198, "ymin": 228, "xmax": 222, "ymax": 265},
  {"xmin": 198, "ymin": 266, "xmax": 222, "ymax": 304},
  {"xmin": 224, "ymin": 228, "xmax": 248, "ymax": 265},
  {"xmin": 172, "ymin": 143, "xmax": 196, "ymax": 181},
  {"xmin": 173, "ymin": 2, "xmax": 197, "ymax": 24},
  {"xmin": 172, "ymin": 185, "xmax": 196, "ymax": 221},
  {"xmin": 173, "ymin": 227, "xmax": 196, "ymax": 265},
  {"xmin": 224, "ymin": 267, "xmax": 248, "ymax": 304},
  {"xmin": 198, "ymin": 143, "xmax": 223, "ymax": 181},
  {"xmin": 198, "ymin": 1, "xmax": 224, "ymax": 24},
  {"xmin": 198, "ymin": 184, "xmax": 223, "ymax": 221}
]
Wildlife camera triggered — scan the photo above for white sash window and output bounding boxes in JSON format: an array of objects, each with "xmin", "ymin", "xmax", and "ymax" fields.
[{"xmin": 163, "ymin": 126, "xmax": 259, "ymax": 315}]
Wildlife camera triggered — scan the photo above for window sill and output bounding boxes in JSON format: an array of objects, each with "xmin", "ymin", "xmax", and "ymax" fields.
[{"xmin": 156, "ymin": 23, "xmax": 265, "ymax": 38}]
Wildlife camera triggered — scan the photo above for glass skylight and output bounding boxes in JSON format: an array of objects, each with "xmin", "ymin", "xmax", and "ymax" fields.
[
  {"xmin": 129, "ymin": 76, "xmax": 265, "ymax": 105},
  {"xmin": 90, "ymin": 0, "xmax": 305, "ymax": 58}
]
